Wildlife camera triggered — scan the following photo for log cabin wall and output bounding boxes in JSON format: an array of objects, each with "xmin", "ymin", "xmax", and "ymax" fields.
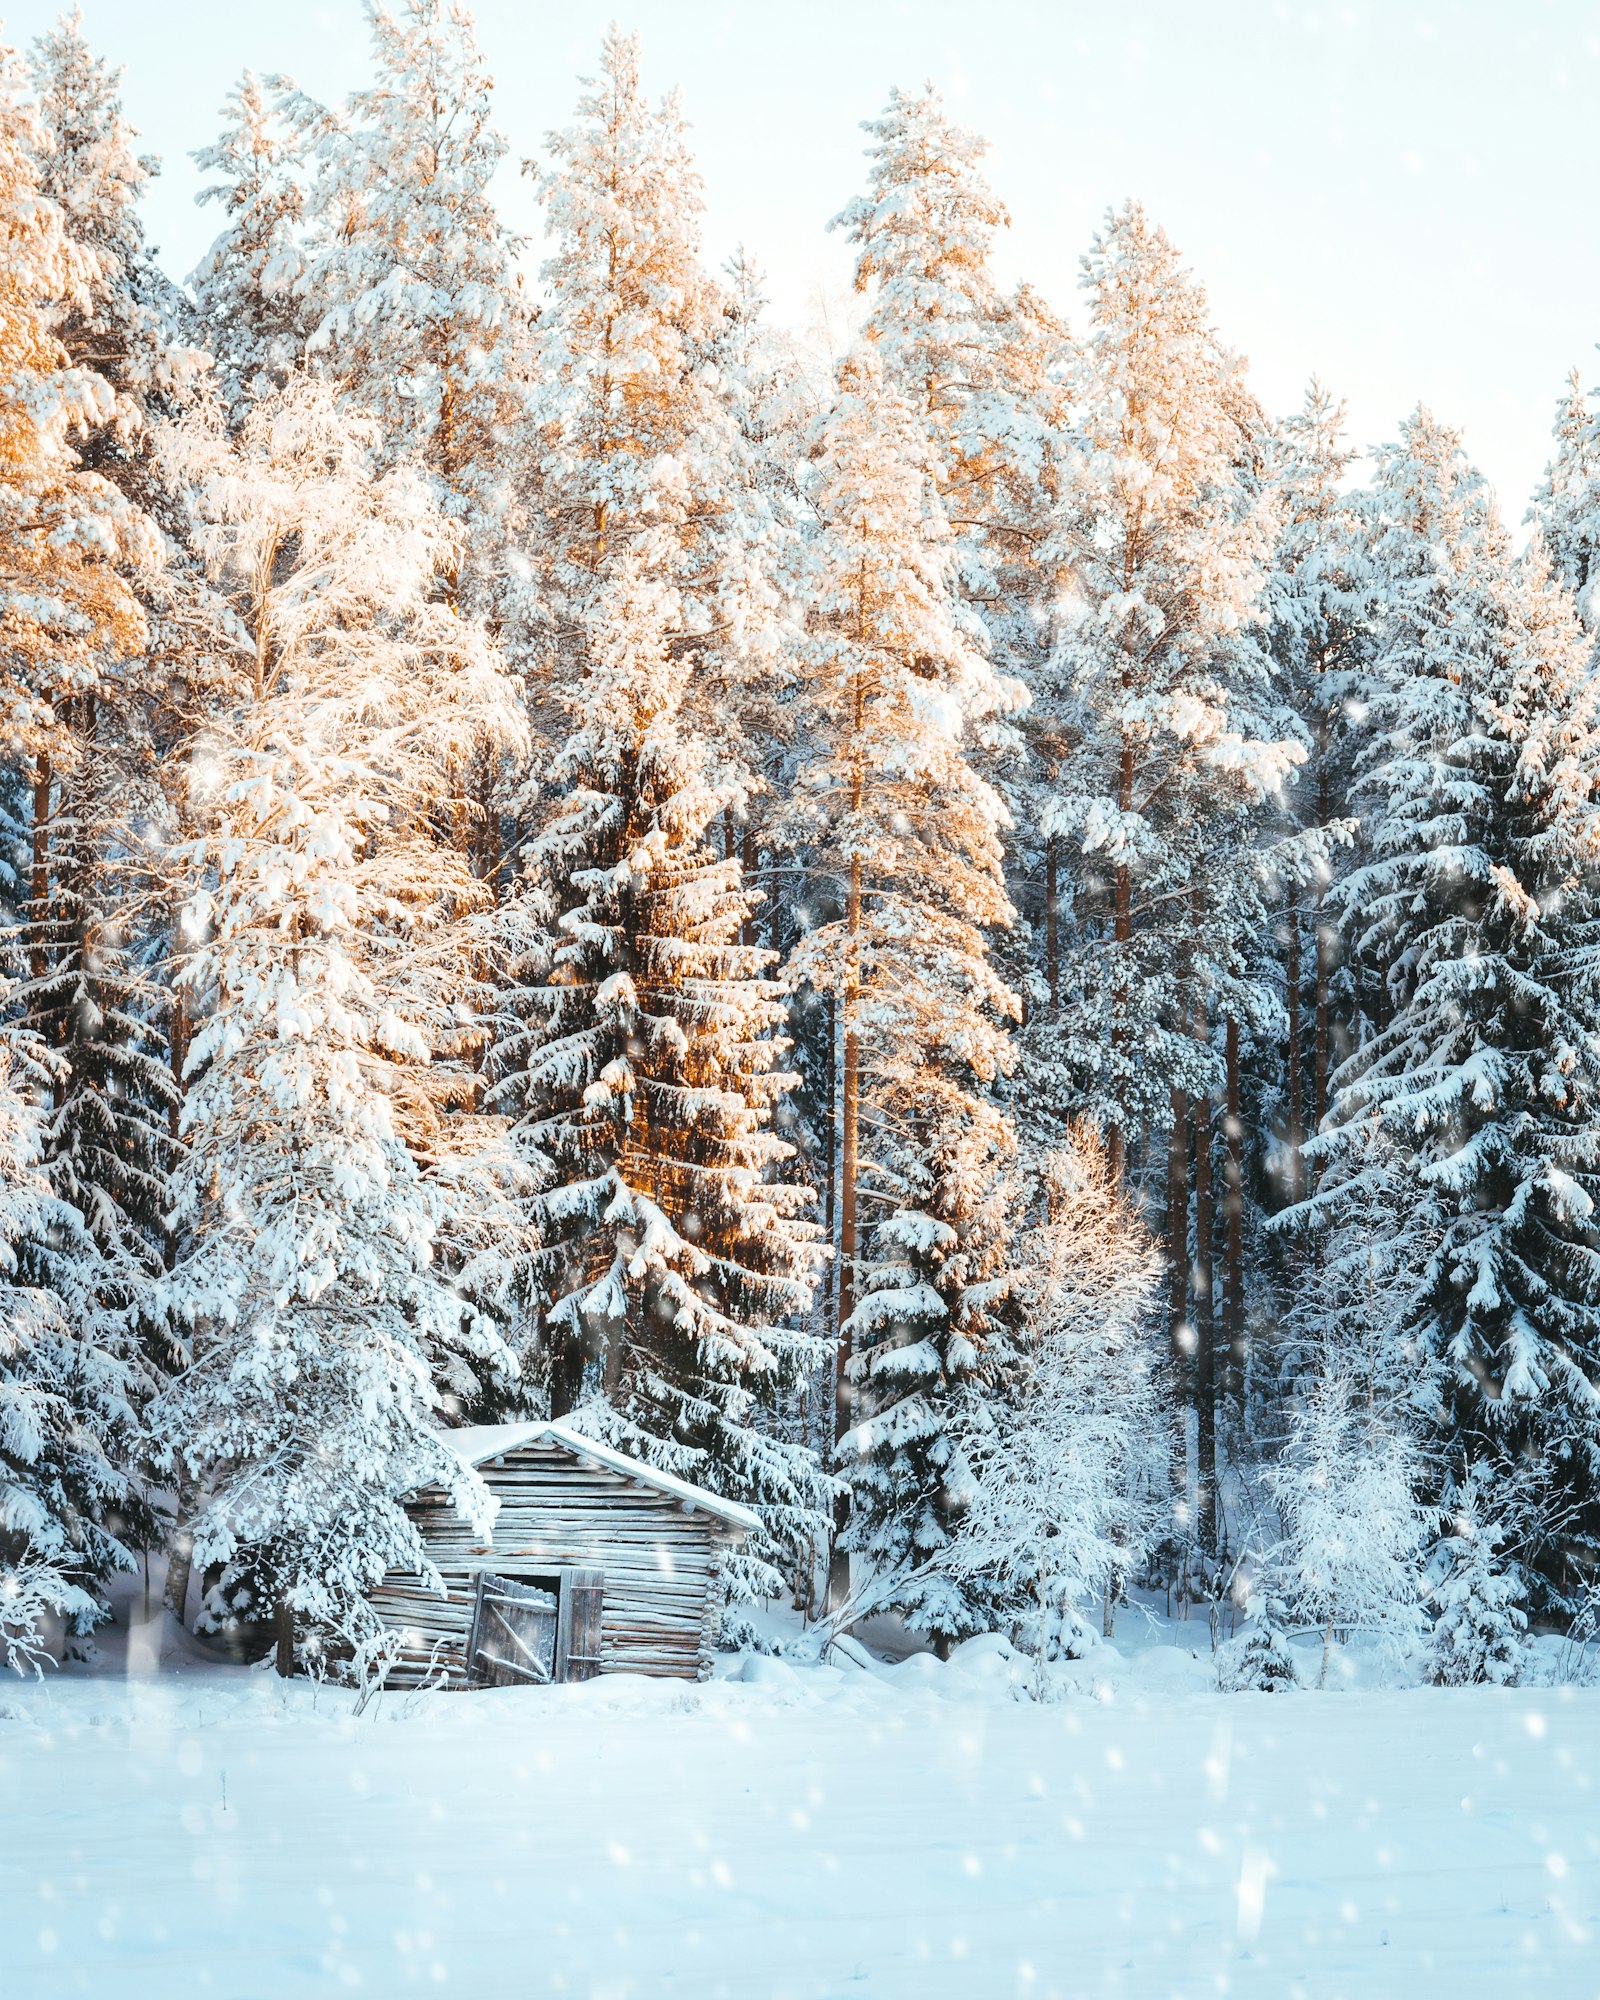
[{"xmin": 368, "ymin": 1442, "xmax": 734, "ymax": 1688}]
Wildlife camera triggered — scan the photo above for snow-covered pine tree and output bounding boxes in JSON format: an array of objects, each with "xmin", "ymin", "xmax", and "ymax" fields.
[
  {"xmin": 189, "ymin": 70, "xmax": 309, "ymax": 417},
  {"xmin": 485, "ymin": 32, "xmax": 830, "ymax": 1587},
  {"xmin": 938, "ymin": 1126, "xmax": 1166, "ymax": 1673},
  {"xmin": 152, "ymin": 377, "xmax": 523, "ymax": 1642},
  {"xmin": 1530, "ymin": 369, "xmax": 1600, "ymax": 626},
  {"xmin": 284, "ymin": 0, "xmax": 530, "ymax": 519},
  {"xmin": 831, "ymin": 82, "xmax": 1063, "ymax": 1021},
  {"xmin": 0, "ymin": 22, "xmax": 159, "ymax": 1214},
  {"xmin": 830, "ymin": 81, "xmax": 1056, "ymax": 617},
  {"xmin": 520, "ymin": 29, "xmax": 789, "ymax": 786},
  {"xmin": 29, "ymin": 10, "xmax": 207, "ymax": 480},
  {"xmin": 1426, "ymin": 1466, "xmax": 1527, "ymax": 1687},
  {"xmin": 1313, "ymin": 407, "xmax": 1600, "ymax": 1612},
  {"xmin": 787, "ymin": 344, "xmax": 1022, "ymax": 1641}
]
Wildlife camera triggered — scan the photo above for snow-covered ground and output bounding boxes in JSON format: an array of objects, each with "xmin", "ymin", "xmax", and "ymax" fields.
[{"xmin": 2, "ymin": 1604, "xmax": 1597, "ymax": 1999}]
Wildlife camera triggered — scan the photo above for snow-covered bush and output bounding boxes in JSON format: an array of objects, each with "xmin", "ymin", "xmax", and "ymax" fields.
[
  {"xmin": 1426, "ymin": 1471, "xmax": 1528, "ymax": 1686},
  {"xmin": 1266, "ymin": 1368, "xmax": 1429, "ymax": 1687}
]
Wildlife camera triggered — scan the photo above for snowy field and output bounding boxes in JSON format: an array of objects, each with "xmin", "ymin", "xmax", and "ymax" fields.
[{"xmin": 2, "ymin": 1612, "xmax": 1598, "ymax": 2000}]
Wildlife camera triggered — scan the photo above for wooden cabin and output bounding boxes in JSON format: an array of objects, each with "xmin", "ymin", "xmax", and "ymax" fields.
[{"xmin": 367, "ymin": 1420, "xmax": 757, "ymax": 1688}]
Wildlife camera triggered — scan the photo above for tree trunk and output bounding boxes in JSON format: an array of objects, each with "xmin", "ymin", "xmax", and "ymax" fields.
[
  {"xmin": 163, "ymin": 1492, "xmax": 195, "ymax": 1627},
  {"xmin": 1285, "ymin": 896, "xmax": 1303, "ymax": 1205},
  {"xmin": 166, "ymin": 941, "xmax": 188, "ymax": 1272},
  {"xmin": 1224, "ymin": 1015, "xmax": 1245, "ymax": 1405},
  {"xmin": 1044, "ymin": 833, "xmax": 1059, "ymax": 1010},
  {"xmin": 1313, "ymin": 752, "xmax": 1332, "ymax": 1133},
  {"xmin": 827, "ymin": 853, "xmax": 863, "ymax": 1615},
  {"xmin": 1167, "ymin": 1083, "xmax": 1189, "ymax": 1371},
  {"xmin": 1191, "ymin": 897, "xmax": 1215, "ymax": 1557},
  {"xmin": 275, "ymin": 1595, "xmax": 295, "ymax": 1679},
  {"xmin": 29, "ymin": 750, "xmax": 50, "ymax": 988},
  {"xmin": 548, "ymin": 1333, "xmax": 584, "ymax": 1419},
  {"xmin": 741, "ymin": 822, "xmax": 758, "ymax": 950},
  {"xmin": 1108, "ymin": 745, "xmax": 1134, "ymax": 1183}
]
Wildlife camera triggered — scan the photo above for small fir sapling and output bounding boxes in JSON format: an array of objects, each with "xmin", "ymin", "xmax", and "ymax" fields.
[
  {"xmin": 1217, "ymin": 1591, "xmax": 1301, "ymax": 1692},
  {"xmin": 1426, "ymin": 1469, "xmax": 1528, "ymax": 1687}
]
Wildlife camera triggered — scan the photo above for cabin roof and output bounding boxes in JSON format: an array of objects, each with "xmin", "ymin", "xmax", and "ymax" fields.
[{"xmin": 432, "ymin": 1419, "xmax": 760, "ymax": 1536}]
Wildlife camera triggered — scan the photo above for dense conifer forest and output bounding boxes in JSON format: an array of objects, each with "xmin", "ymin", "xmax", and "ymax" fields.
[{"xmin": 8, "ymin": 0, "xmax": 1600, "ymax": 1693}]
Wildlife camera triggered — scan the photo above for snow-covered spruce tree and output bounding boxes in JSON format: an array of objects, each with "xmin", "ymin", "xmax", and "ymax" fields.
[
  {"xmin": 1530, "ymin": 369, "xmax": 1600, "ymax": 626},
  {"xmin": 938, "ymin": 1127, "xmax": 1166, "ymax": 1677},
  {"xmin": 21, "ymin": 719, "xmax": 178, "ymax": 1324},
  {"xmin": 1035, "ymin": 205, "xmax": 1303, "ymax": 1177},
  {"xmin": 284, "ymin": 0, "xmax": 530, "ymax": 516},
  {"xmin": 189, "ymin": 70, "xmax": 309, "ymax": 417},
  {"xmin": 0, "ymin": 53, "xmax": 162, "ymax": 1619},
  {"xmin": 152, "ymin": 378, "xmax": 522, "ymax": 1642},
  {"xmin": 786, "ymin": 344, "xmax": 1023, "ymax": 1642},
  {"xmin": 484, "ymin": 32, "xmax": 830, "ymax": 1589},
  {"xmin": 1028, "ymin": 204, "xmax": 1303, "ymax": 1560},
  {"xmin": 0, "ymin": 1020, "xmax": 148, "ymax": 1671},
  {"xmin": 1260, "ymin": 382, "xmax": 1368, "ymax": 1205},
  {"xmin": 23, "ymin": 13, "xmax": 209, "ymax": 1348},
  {"xmin": 1265, "ymin": 1367, "xmax": 1429, "ymax": 1688},
  {"xmin": 490, "ymin": 559, "xmax": 828, "ymax": 1595},
  {"xmin": 1315, "ymin": 408, "xmax": 1600, "ymax": 1613},
  {"xmin": 1426, "ymin": 1466, "xmax": 1527, "ymax": 1687},
  {"xmin": 1217, "ymin": 1592, "xmax": 1301, "ymax": 1692},
  {"xmin": 0, "ymin": 31, "xmax": 166, "ymax": 1317}
]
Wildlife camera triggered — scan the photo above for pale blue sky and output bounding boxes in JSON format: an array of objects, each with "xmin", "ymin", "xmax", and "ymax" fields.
[{"xmin": 10, "ymin": 0, "xmax": 1596, "ymax": 517}]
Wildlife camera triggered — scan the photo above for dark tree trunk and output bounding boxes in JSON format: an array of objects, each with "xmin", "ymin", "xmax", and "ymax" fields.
[
  {"xmin": 1314, "ymin": 751, "xmax": 1332, "ymax": 1132},
  {"xmin": 548, "ymin": 1336, "xmax": 584, "ymax": 1419},
  {"xmin": 1108, "ymin": 746, "xmax": 1134, "ymax": 1183},
  {"xmin": 1045, "ymin": 833, "xmax": 1059, "ymax": 1010},
  {"xmin": 274, "ymin": 1596, "xmax": 295, "ymax": 1679},
  {"xmin": 741, "ymin": 823, "xmax": 758, "ymax": 949},
  {"xmin": 1167, "ymin": 1083, "xmax": 1189, "ymax": 1372},
  {"xmin": 1285, "ymin": 896, "xmax": 1303, "ymax": 1205},
  {"xmin": 828, "ymin": 858, "xmax": 862, "ymax": 1615},
  {"xmin": 1224, "ymin": 1015, "xmax": 1245, "ymax": 1405},
  {"xmin": 29, "ymin": 750, "xmax": 50, "ymax": 988},
  {"xmin": 1192, "ymin": 895, "xmax": 1215, "ymax": 1557}
]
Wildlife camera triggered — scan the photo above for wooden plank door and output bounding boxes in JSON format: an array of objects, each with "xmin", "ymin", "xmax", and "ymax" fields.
[
  {"xmin": 557, "ymin": 1567, "xmax": 604, "ymax": 1682},
  {"xmin": 466, "ymin": 1572, "xmax": 559, "ymax": 1688}
]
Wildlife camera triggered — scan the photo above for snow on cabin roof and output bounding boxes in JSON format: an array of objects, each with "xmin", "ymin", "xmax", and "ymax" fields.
[{"xmin": 429, "ymin": 1419, "xmax": 760, "ymax": 1536}]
